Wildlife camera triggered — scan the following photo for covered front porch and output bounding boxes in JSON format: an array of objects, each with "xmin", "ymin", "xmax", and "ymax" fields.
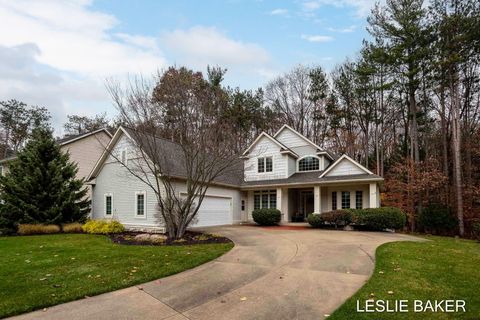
[{"xmin": 244, "ymin": 182, "xmax": 380, "ymax": 222}]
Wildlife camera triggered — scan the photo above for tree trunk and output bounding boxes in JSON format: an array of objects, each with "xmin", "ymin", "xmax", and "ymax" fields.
[{"xmin": 450, "ymin": 74, "xmax": 465, "ymax": 236}]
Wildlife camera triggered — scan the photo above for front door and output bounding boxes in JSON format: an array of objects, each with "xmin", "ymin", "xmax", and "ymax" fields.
[{"xmin": 299, "ymin": 190, "xmax": 314, "ymax": 220}]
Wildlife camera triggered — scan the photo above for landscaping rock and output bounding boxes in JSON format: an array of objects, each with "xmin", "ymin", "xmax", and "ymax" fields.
[
  {"xmin": 134, "ymin": 234, "xmax": 151, "ymax": 242},
  {"xmin": 150, "ymin": 234, "xmax": 167, "ymax": 242}
]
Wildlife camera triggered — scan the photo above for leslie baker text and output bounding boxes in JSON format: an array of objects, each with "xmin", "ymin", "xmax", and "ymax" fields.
[{"xmin": 356, "ymin": 299, "xmax": 466, "ymax": 313}]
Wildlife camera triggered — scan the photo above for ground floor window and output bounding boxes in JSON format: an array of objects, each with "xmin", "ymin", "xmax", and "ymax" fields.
[
  {"xmin": 332, "ymin": 191, "xmax": 337, "ymax": 210},
  {"xmin": 254, "ymin": 190, "xmax": 276, "ymax": 209},
  {"xmin": 341, "ymin": 191, "xmax": 350, "ymax": 209},
  {"xmin": 135, "ymin": 191, "xmax": 146, "ymax": 217},
  {"xmin": 356, "ymin": 191, "xmax": 363, "ymax": 209},
  {"xmin": 105, "ymin": 194, "xmax": 113, "ymax": 216}
]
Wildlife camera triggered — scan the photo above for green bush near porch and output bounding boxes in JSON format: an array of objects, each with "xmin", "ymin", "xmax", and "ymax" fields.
[
  {"xmin": 307, "ymin": 214, "xmax": 323, "ymax": 228},
  {"xmin": 350, "ymin": 207, "xmax": 406, "ymax": 231},
  {"xmin": 307, "ymin": 207, "xmax": 406, "ymax": 231},
  {"xmin": 252, "ymin": 208, "xmax": 281, "ymax": 226}
]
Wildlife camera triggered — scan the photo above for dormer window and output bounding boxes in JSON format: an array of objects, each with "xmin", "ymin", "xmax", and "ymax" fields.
[
  {"xmin": 258, "ymin": 157, "xmax": 273, "ymax": 173},
  {"xmin": 298, "ymin": 156, "xmax": 319, "ymax": 171}
]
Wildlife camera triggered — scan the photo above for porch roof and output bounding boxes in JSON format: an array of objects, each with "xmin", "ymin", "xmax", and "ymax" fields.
[{"xmin": 240, "ymin": 172, "xmax": 383, "ymax": 189}]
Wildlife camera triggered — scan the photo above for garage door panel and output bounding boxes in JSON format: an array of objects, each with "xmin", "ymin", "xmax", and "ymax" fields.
[{"xmin": 192, "ymin": 196, "xmax": 232, "ymax": 227}]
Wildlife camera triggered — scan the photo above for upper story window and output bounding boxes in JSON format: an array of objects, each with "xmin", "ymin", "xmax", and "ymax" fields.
[
  {"xmin": 298, "ymin": 156, "xmax": 319, "ymax": 172},
  {"xmin": 258, "ymin": 157, "xmax": 273, "ymax": 173}
]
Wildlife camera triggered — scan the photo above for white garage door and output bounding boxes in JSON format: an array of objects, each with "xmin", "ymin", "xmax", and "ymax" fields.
[{"xmin": 193, "ymin": 196, "xmax": 232, "ymax": 227}]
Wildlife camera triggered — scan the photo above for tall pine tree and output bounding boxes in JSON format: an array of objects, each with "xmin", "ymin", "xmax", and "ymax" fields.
[{"xmin": 0, "ymin": 128, "xmax": 89, "ymax": 231}]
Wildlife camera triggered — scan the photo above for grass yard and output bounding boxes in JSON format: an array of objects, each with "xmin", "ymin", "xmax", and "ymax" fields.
[
  {"xmin": 0, "ymin": 234, "xmax": 233, "ymax": 318},
  {"xmin": 330, "ymin": 235, "xmax": 480, "ymax": 319}
]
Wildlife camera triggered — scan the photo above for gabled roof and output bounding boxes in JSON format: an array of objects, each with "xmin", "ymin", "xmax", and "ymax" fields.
[
  {"xmin": 242, "ymin": 132, "xmax": 299, "ymax": 158},
  {"xmin": 273, "ymin": 124, "xmax": 334, "ymax": 160},
  {"xmin": 87, "ymin": 126, "xmax": 244, "ymax": 187},
  {"xmin": 318, "ymin": 154, "xmax": 374, "ymax": 178}
]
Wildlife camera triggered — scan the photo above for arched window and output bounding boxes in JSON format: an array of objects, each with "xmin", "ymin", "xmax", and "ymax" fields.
[{"xmin": 298, "ymin": 156, "xmax": 319, "ymax": 171}]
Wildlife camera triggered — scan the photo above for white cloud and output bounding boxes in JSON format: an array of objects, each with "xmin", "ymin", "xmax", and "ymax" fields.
[
  {"xmin": 269, "ymin": 8, "xmax": 289, "ymax": 16},
  {"xmin": 301, "ymin": 34, "xmax": 334, "ymax": 42},
  {"xmin": 300, "ymin": 0, "xmax": 377, "ymax": 18},
  {"xmin": 0, "ymin": 1, "xmax": 274, "ymax": 130},
  {"xmin": 0, "ymin": 0, "xmax": 167, "ymax": 78},
  {"xmin": 328, "ymin": 25, "xmax": 357, "ymax": 33},
  {"xmin": 161, "ymin": 26, "xmax": 270, "ymax": 67},
  {"xmin": 0, "ymin": 43, "xmax": 108, "ymax": 130}
]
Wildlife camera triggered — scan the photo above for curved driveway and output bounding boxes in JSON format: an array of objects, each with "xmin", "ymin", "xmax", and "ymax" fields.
[{"xmin": 11, "ymin": 226, "xmax": 421, "ymax": 320}]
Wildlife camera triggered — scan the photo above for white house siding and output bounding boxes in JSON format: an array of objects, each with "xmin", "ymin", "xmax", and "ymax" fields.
[
  {"xmin": 325, "ymin": 158, "xmax": 365, "ymax": 176},
  {"xmin": 92, "ymin": 160, "xmax": 161, "ymax": 230},
  {"xmin": 276, "ymin": 129, "xmax": 311, "ymax": 149},
  {"xmin": 289, "ymin": 145, "xmax": 317, "ymax": 157},
  {"xmin": 244, "ymin": 136, "xmax": 287, "ymax": 181},
  {"xmin": 287, "ymin": 155, "xmax": 296, "ymax": 177}
]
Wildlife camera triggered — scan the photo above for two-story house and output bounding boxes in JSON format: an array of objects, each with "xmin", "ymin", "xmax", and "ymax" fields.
[{"xmin": 87, "ymin": 125, "xmax": 383, "ymax": 231}]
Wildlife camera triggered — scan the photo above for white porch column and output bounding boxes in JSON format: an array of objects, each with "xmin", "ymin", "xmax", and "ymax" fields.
[
  {"xmin": 314, "ymin": 185, "xmax": 321, "ymax": 214},
  {"xmin": 276, "ymin": 187, "xmax": 286, "ymax": 221},
  {"xmin": 369, "ymin": 183, "xmax": 379, "ymax": 208},
  {"xmin": 281, "ymin": 188, "xmax": 289, "ymax": 222}
]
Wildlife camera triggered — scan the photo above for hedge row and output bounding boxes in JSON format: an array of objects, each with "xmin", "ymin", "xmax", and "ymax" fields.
[{"xmin": 307, "ymin": 207, "xmax": 406, "ymax": 231}]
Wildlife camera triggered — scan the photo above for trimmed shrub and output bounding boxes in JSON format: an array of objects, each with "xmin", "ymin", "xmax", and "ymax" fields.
[
  {"xmin": 62, "ymin": 223, "xmax": 84, "ymax": 233},
  {"xmin": 252, "ymin": 208, "xmax": 281, "ymax": 226},
  {"xmin": 82, "ymin": 220, "xmax": 125, "ymax": 234},
  {"xmin": 418, "ymin": 204, "xmax": 457, "ymax": 234},
  {"xmin": 351, "ymin": 207, "xmax": 406, "ymax": 231},
  {"xmin": 17, "ymin": 224, "xmax": 61, "ymax": 235},
  {"xmin": 319, "ymin": 210, "xmax": 352, "ymax": 227},
  {"xmin": 307, "ymin": 214, "xmax": 323, "ymax": 228}
]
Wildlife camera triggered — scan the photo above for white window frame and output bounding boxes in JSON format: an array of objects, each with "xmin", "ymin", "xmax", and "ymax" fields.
[
  {"xmin": 104, "ymin": 193, "xmax": 113, "ymax": 217},
  {"xmin": 257, "ymin": 156, "xmax": 273, "ymax": 174},
  {"xmin": 297, "ymin": 155, "xmax": 321, "ymax": 172},
  {"xmin": 355, "ymin": 191, "xmax": 363, "ymax": 209},
  {"xmin": 253, "ymin": 190, "xmax": 277, "ymax": 210},
  {"xmin": 135, "ymin": 191, "xmax": 147, "ymax": 219}
]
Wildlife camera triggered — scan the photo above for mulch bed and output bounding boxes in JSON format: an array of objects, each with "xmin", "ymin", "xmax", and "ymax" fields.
[{"xmin": 109, "ymin": 231, "xmax": 232, "ymax": 246}]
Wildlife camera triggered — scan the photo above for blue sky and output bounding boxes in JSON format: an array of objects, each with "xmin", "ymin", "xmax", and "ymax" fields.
[{"xmin": 0, "ymin": 0, "xmax": 376, "ymax": 133}]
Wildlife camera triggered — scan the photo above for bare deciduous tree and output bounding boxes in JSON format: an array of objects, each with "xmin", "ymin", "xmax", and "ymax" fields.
[{"xmin": 106, "ymin": 68, "xmax": 242, "ymax": 239}]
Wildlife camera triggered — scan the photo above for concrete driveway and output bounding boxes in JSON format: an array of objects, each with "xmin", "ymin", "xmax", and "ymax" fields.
[{"xmin": 11, "ymin": 226, "xmax": 420, "ymax": 320}]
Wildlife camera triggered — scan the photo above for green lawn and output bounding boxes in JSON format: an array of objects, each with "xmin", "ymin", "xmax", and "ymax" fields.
[
  {"xmin": 330, "ymin": 236, "xmax": 480, "ymax": 319},
  {"xmin": 0, "ymin": 234, "xmax": 233, "ymax": 318}
]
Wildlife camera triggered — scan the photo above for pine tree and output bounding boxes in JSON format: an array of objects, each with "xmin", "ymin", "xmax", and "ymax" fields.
[{"xmin": 0, "ymin": 128, "xmax": 89, "ymax": 231}]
